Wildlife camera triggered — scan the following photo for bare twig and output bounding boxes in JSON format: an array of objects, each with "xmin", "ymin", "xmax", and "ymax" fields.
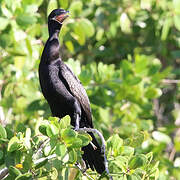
[
  {"xmin": 169, "ymin": 147, "xmax": 176, "ymax": 161},
  {"xmin": 0, "ymin": 167, "xmax": 8, "ymax": 180},
  {"xmin": 75, "ymin": 163, "xmax": 94, "ymax": 180},
  {"xmin": 162, "ymin": 79, "xmax": 180, "ymax": 84},
  {"xmin": 33, "ymin": 138, "xmax": 50, "ymax": 159},
  {"xmin": 34, "ymin": 154, "xmax": 56, "ymax": 165},
  {"xmin": 153, "ymin": 99, "xmax": 164, "ymax": 127}
]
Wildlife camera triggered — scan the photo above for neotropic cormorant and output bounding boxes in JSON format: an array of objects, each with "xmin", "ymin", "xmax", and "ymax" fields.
[{"xmin": 39, "ymin": 9, "xmax": 105, "ymax": 174}]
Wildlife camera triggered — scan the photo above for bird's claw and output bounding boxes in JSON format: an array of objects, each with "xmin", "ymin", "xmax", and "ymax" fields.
[{"xmin": 74, "ymin": 113, "xmax": 80, "ymax": 131}]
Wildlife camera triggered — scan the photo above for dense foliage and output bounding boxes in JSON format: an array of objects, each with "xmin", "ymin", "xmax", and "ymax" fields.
[{"xmin": 0, "ymin": 0, "xmax": 180, "ymax": 179}]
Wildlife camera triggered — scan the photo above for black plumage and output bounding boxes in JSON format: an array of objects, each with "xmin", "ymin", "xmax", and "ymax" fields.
[{"xmin": 39, "ymin": 9, "xmax": 105, "ymax": 174}]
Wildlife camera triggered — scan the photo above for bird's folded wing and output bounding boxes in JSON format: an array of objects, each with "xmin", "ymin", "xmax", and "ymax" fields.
[{"xmin": 60, "ymin": 63, "xmax": 93, "ymax": 127}]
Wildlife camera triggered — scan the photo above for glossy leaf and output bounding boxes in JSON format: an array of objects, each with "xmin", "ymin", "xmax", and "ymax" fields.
[
  {"xmin": 152, "ymin": 131, "xmax": 171, "ymax": 144},
  {"xmin": 0, "ymin": 125, "xmax": 7, "ymax": 139},
  {"xmin": 129, "ymin": 154, "xmax": 147, "ymax": 169},
  {"xmin": 79, "ymin": 18, "xmax": 95, "ymax": 37},
  {"xmin": 8, "ymin": 137, "xmax": 21, "ymax": 152}
]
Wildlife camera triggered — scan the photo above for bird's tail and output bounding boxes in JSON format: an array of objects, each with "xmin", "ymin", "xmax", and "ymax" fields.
[{"xmin": 82, "ymin": 132, "xmax": 105, "ymax": 174}]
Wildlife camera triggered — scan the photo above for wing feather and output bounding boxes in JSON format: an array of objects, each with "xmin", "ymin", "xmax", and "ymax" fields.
[{"xmin": 60, "ymin": 62, "xmax": 93, "ymax": 127}]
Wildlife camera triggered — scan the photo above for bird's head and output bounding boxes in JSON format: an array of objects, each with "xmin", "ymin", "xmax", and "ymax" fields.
[{"xmin": 48, "ymin": 9, "xmax": 69, "ymax": 24}]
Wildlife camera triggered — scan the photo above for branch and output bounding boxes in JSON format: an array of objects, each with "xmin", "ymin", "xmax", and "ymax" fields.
[
  {"xmin": 75, "ymin": 163, "xmax": 94, "ymax": 180},
  {"xmin": 34, "ymin": 154, "xmax": 56, "ymax": 165},
  {"xmin": 162, "ymin": 79, "xmax": 180, "ymax": 84},
  {"xmin": 33, "ymin": 137, "xmax": 50, "ymax": 159},
  {"xmin": 77, "ymin": 127, "xmax": 113, "ymax": 180},
  {"xmin": 0, "ymin": 167, "xmax": 8, "ymax": 179}
]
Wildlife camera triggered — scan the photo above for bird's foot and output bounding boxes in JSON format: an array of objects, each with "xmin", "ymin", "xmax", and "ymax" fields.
[
  {"xmin": 90, "ymin": 142, "xmax": 97, "ymax": 150},
  {"xmin": 74, "ymin": 114, "xmax": 80, "ymax": 131},
  {"xmin": 74, "ymin": 126, "xmax": 79, "ymax": 131}
]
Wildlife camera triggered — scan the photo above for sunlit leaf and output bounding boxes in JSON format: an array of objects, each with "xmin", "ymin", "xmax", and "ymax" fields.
[
  {"xmin": 0, "ymin": 17, "xmax": 9, "ymax": 30},
  {"xmin": 152, "ymin": 131, "xmax": 171, "ymax": 144},
  {"xmin": 8, "ymin": 136, "xmax": 21, "ymax": 152},
  {"xmin": 129, "ymin": 154, "xmax": 147, "ymax": 169},
  {"xmin": 145, "ymin": 88, "xmax": 162, "ymax": 99},
  {"xmin": 47, "ymin": 0, "xmax": 58, "ymax": 16},
  {"xmin": 9, "ymin": 166, "xmax": 21, "ymax": 177},
  {"xmin": 59, "ymin": 0, "xmax": 68, "ymax": 9},
  {"xmin": 16, "ymin": 173, "xmax": 32, "ymax": 179},
  {"xmin": 14, "ymin": 56, "xmax": 25, "ymax": 70},
  {"xmin": 161, "ymin": 18, "xmax": 172, "ymax": 40},
  {"xmin": 55, "ymin": 143, "xmax": 67, "ymax": 157},
  {"xmin": 59, "ymin": 116, "xmax": 71, "ymax": 130},
  {"xmin": 79, "ymin": 18, "xmax": 95, "ymax": 37},
  {"xmin": 46, "ymin": 124, "xmax": 59, "ymax": 137},
  {"xmin": 174, "ymin": 15, "xmax": 180, "ymax": 31},
  {"xmin": 0, "ymin": 125, "xmax": 7, "ymax": 139},
  {"xmin": 120, "ymin": 13, "xmax": 131, "ymax": 33},
  {"xmin": 65, "ymin": 41, "xmax": 74, "ymax": 53},
  {"xmin": 69, "ymin": 1, "xmax": 83, "ymax": 17}
]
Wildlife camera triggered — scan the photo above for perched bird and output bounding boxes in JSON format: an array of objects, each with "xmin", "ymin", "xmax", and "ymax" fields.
[{"xmin": 39, "ymin": 9, "xmax": 105, "ymax": 174}]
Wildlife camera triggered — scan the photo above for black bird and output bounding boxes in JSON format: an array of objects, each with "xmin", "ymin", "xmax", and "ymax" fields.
[{"xmin": 39, "ymin": 9, "xmax": 105, "ymax": 174}]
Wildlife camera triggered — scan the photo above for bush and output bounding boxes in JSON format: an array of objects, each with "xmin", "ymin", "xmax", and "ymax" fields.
[{"xmin": 0, "ymin": 0, "xmax": 180, "ymax": 179}]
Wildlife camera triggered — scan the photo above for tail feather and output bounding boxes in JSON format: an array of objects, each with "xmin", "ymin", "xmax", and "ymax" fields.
[{"xmin": 82, "ymin": 132, "xmax": 105, "ymax": 174}]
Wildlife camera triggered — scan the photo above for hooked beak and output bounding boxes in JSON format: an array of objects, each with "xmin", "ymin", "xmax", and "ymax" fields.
[{"xmin": 54, "ymin": 11, "xmax": 69, "ymax": 24}]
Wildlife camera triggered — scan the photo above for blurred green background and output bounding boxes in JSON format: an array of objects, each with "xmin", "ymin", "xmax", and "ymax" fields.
[{"xmin": 0, "ymin": 0, "xmax": 180, "ymax": 179}]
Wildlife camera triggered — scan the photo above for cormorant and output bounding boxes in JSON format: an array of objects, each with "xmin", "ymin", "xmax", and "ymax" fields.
[{"xmin": 39, "ymin": 9, "xmax": 105, "ymax": 174}]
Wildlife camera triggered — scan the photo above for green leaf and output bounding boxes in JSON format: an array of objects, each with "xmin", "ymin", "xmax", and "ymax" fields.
[
  {"xmin": 47, "ymin": 0, "xmax": 58, "ymax": 16},
  {"xmin": 34, "ymin": 158, "xmax": 48, "ymax": 169},
  {"xmin": 127, "ymin": 173, "xmax": 141, "ymax": 180},
  {"xmin": 79, "ymin": 18, "xmax": 95, "ymax": 37},
  {"xmin": 120, "ymin": 13, "xmax": 131, "ymax": 34},
  {"xmin": 148, "ymin": 58, "xmax": 162, "ymax": 75},
  {"xmin": 128, "ymin": 76, "xmax": 142, "ymax": 85},
  {"xmin": 1, "ymin": 4, "xmax": 13, "ymax": 18},
  {"xmin": 69, "ymin": 1, "xmax": 83, "ymax": 17},
  {"xmin": 0, "ymin": 150, "xmax": 3, "ymax": 160},
  {"xmin": 69, "ymin": 138, "xmax": 83, "ymax": 148},
  {"xmin": 174, "ymin": 15, "xmax": 180, "ymax": 31},
  {"xmin": 59, "ymin": 116, "xmax": 71, "ymax": 130},
  {"xmin": 126, "ymin": 132, "xmax": 144, "ymax": 147},
  {"xmin": 72, "ymin": 22, "xmax": 86, "ymax": 45},
  {"xmin": 96, "ymin": 28, "xmax": 104, "ymax": 41},
  {"xmin": 46, "ymin": 124, "xmax": 59, "ymax": 137},
  {"xmin": 129, "ymin": 154, "xmax": 147, "ymax": 169},
  {"xmin": 61, "ymin": 128, "xmax": 76, "ymax": 141},
  {"xmin": 55, "ymin": 143, "xmax": 67, "ymax": 157},
  {"xmin": 15, "ymin": 172, "xmax": 32, "ymax": 180},
  {"xmin": 4, "ymin": 83, "xmax": 14, "ymax": 97},
  {"xmin": 65, "ymin": 41, "xmax": 74, "ymax": 53},
  {"xmin": 59, "ymin": 0, "xmax": 68, "ymax": 9},
  {"xmin": 145, "ymin": 88, "xmax": 162, "ymax": 99},
  {"xmin": 9, "ymin": 166, "xmax": 21, "ymax": 177},
  {"xmin": 39, "ymin": 124, "xmax": 48, "ymax": 136},
  {"xmin": 8, "ymin": 136, "xmax": 21, "ymax": 152},
  {"xmin": 173, "ymin": 0, "xmax": 180, "ymax": 13},
  {"xmin": 152, "ymin": 131, "xmax": 171, "ymax": 144},
  {"xmin": 68, "ymin": 149, "xmax": 77, "ymax": 163},
  {"xmin": 0, "ymin": 124, "xmax": 7, "ymax": 139},
  {"xmin": 161, "ymin": 18, "xmax": 172, "ymax": 40},
  {"xmin": 0, "ymin": 17, "xmax": 9, "ymax": 30},
  {"xmin": 77, "ymin": 133, "xmax": 92, "ymax": 146},
  {"xmin": 16, "ymin": 15, "xmax": 37, "ymax": 27},
  {"xmin": 119, "ymin": 146, "xmax": 134, "ymax": 156},
  {"xmin": 113, "ymin": 156, "xmax": 128, "ymax": 171},
  {"xmin": 107, "ymin": 134, "xmax": 123, "ymax": 153}
]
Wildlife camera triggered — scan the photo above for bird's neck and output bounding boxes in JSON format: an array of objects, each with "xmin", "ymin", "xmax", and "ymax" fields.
[
  {"xmin": 41, "ymin": 21, "xmax": 62, "ymax": 65},
  {"xmin": 48, "ymin": 21, "xmax": 62, "ymax": 37}
]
